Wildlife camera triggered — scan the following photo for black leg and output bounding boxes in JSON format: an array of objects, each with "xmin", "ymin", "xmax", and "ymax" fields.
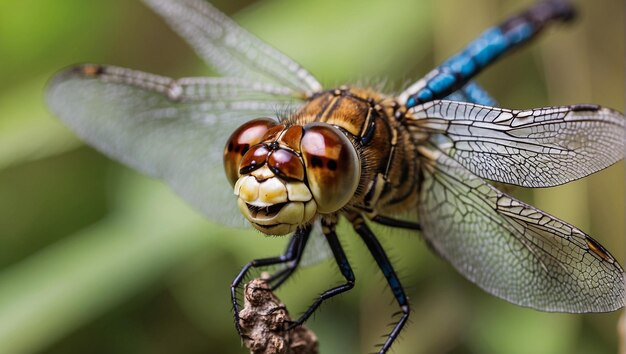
[
  {"xmin": 371, "ymin": 214, "xmax": 421, "ymax": 231},
  {"xmin": 370, "ymin": 212, "xmax": 442, "ymax": 266},
  {"xmin": 267, "ymin": 227, "xmax": 311, "ymax": 289},
  {"xmin": 352, "ymin": 215, "xmax": 409, "ymax": 354},
  {"xmin": 231, "ymin": 225, "xmax": 311, "ymax": 335},
  {"xmin": 288, "ymin": 219, "xmax": 355, "ymax": 328}
]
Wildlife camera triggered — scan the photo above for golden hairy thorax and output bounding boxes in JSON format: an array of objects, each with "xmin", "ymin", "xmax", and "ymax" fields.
[{"xmin": 289, "ymin": 87, "xmax": 423, "ymax": 216}]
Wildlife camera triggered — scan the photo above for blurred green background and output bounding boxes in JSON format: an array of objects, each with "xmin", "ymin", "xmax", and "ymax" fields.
[{"xmin": 0, "ymin": 0, "xmax": 624, "ymax": 353}]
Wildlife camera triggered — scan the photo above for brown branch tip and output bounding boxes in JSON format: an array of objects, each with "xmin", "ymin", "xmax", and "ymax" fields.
[{"xmin": 239, "ymin": 277, "xmax": 319, "ymax": 354}]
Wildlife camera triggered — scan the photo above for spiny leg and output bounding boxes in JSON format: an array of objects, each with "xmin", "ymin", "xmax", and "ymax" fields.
[
  {"xmin": 351, "ymin": 214, "xmax": 410, "ymax": 354},
  {"xmin": 402, "ymin": 0, "xmax": 575, "ymax": 107},
  {"xmin": 231, "ymin": 225, "xmax": 312, "ymax": 335},
  {"xmin": 369, "ymin": 213, "xmax": 443, "ymax": 258},
  {"xmin": 288, "ymin": 218, "xmax": 355, "ymax": 328},
  {"xmin": 267, "ymin": 226, "xmax": 312, "ymax": 289}
]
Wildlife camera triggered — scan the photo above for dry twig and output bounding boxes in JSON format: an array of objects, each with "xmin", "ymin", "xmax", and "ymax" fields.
[{"xmin": 239, "ymin": 278, "xmax": 318, "ymax": 354}]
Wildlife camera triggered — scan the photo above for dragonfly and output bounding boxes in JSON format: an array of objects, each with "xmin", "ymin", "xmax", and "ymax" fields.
[{"xmin": 46, "ymin": 0, "xmax": 625, "ymax": 352}]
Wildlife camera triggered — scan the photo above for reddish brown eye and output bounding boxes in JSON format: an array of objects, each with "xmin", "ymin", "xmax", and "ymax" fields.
[
  {"xmin": 262, "ymin": 124, "xmax": 286, "ymax": 141},
  {"xmin": 268, "ymin": 149, "xmax": 305, "ymax": 181},
  {"xmin": 279, "ymin": 126, "xmax": 303, "ymax": 151},
  {"xmin": 224, "ymin": 118, "xmax": 276, "ymax": 186},
  {"xmin": 239, "ymin": 144, "xmax": 269, "ymax": 175},
  {"xmin": 301, "ymin": 123, "xmax": 360, "ymax": 213}
]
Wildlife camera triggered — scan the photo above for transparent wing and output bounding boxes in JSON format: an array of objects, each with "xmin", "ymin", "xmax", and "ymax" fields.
[
  {"xmin": 417, "ymin": 145, "xmax": 625, "ymax": 312},
  {"xmin": 300, "ymin": 220, "xmax": 333, "ymax": 267},
  {"xmin": 142, "ymin": 0, "xmax": 322, "ymax": 93},
  {"xmin": 408, "ymin": 100, "xmax": 625, "ymax": 187},
  {"xmin": 46, "ymin": 64, "xmax": 307, "ymax": 227}
]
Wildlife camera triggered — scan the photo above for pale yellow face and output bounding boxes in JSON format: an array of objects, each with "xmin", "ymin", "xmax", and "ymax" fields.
[
  {"xmin": 234, "ymin": 166, "xmax": 317, "ymax": 235},
  {"xmin": 224, "ymin": 119, "xmax": 360, "ymax": 236}
]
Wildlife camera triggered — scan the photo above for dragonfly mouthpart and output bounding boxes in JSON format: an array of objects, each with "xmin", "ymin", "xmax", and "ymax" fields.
[
  {"xmin": 234, "ymin": 174, "xmax": 317, "ymax": 235},
  {"xmin": 246, "ymin": 202, "xmax": 287, "ymax": 216}
]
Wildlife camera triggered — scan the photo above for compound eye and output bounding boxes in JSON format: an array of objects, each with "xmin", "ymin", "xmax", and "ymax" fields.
[
  {"xmin": 301, "ymin": 123, "xmax": 360, "ymax": 213},
  {"xmin": 239, "ymin": 144, "xmax": 269, "ymax": 175},
  {"xmin": 268, "ymin": 149, "xmax": 305, "ymax": 181},
  {"xmin": 224, "ymin": 118, "xmax": 276, "ymax": 186}
]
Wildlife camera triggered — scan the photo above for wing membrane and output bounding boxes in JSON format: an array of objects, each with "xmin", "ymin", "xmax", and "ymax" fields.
[
  {"xmin": 142, "ymin": 0, "xmax": 322, "ymax": 93},
  {"xmin": 298, "ymin": 221, "xmax": 333, "ymax": 267},
  {"xmin": 46, "ymin": 64, "xmax": 306, "ymax": 226},
  {"xmin": 409, "ymin": 100, "xmax": 625, "ymax": 187},
  {"xmin": 417, "ymin": 145, "xmax": 624, "ymax": 312}
]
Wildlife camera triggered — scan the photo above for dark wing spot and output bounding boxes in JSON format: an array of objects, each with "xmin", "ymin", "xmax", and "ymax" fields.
[
  {"xmin": 327, "ymin": 159, "xmax": 337, "ymax": 171},
  {"xmin": 571, "ymin": 104, "xmax": 600, "ymax": 112},
  {"xmin": 80, "ymin": 64, "xmax": 105, "ymax": 77},
  {"xmin": 228, "ymin": 142, "xmax": 234, "ymax": 152},
  {"xmin": 586, "ymin": 236, "xmax": 613, "ymax": 262}
]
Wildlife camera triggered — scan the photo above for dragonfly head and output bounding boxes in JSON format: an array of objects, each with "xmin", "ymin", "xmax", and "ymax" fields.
[{"xmin": 224, "ymin": 119, "xmax": 360, "ymax": 236}]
